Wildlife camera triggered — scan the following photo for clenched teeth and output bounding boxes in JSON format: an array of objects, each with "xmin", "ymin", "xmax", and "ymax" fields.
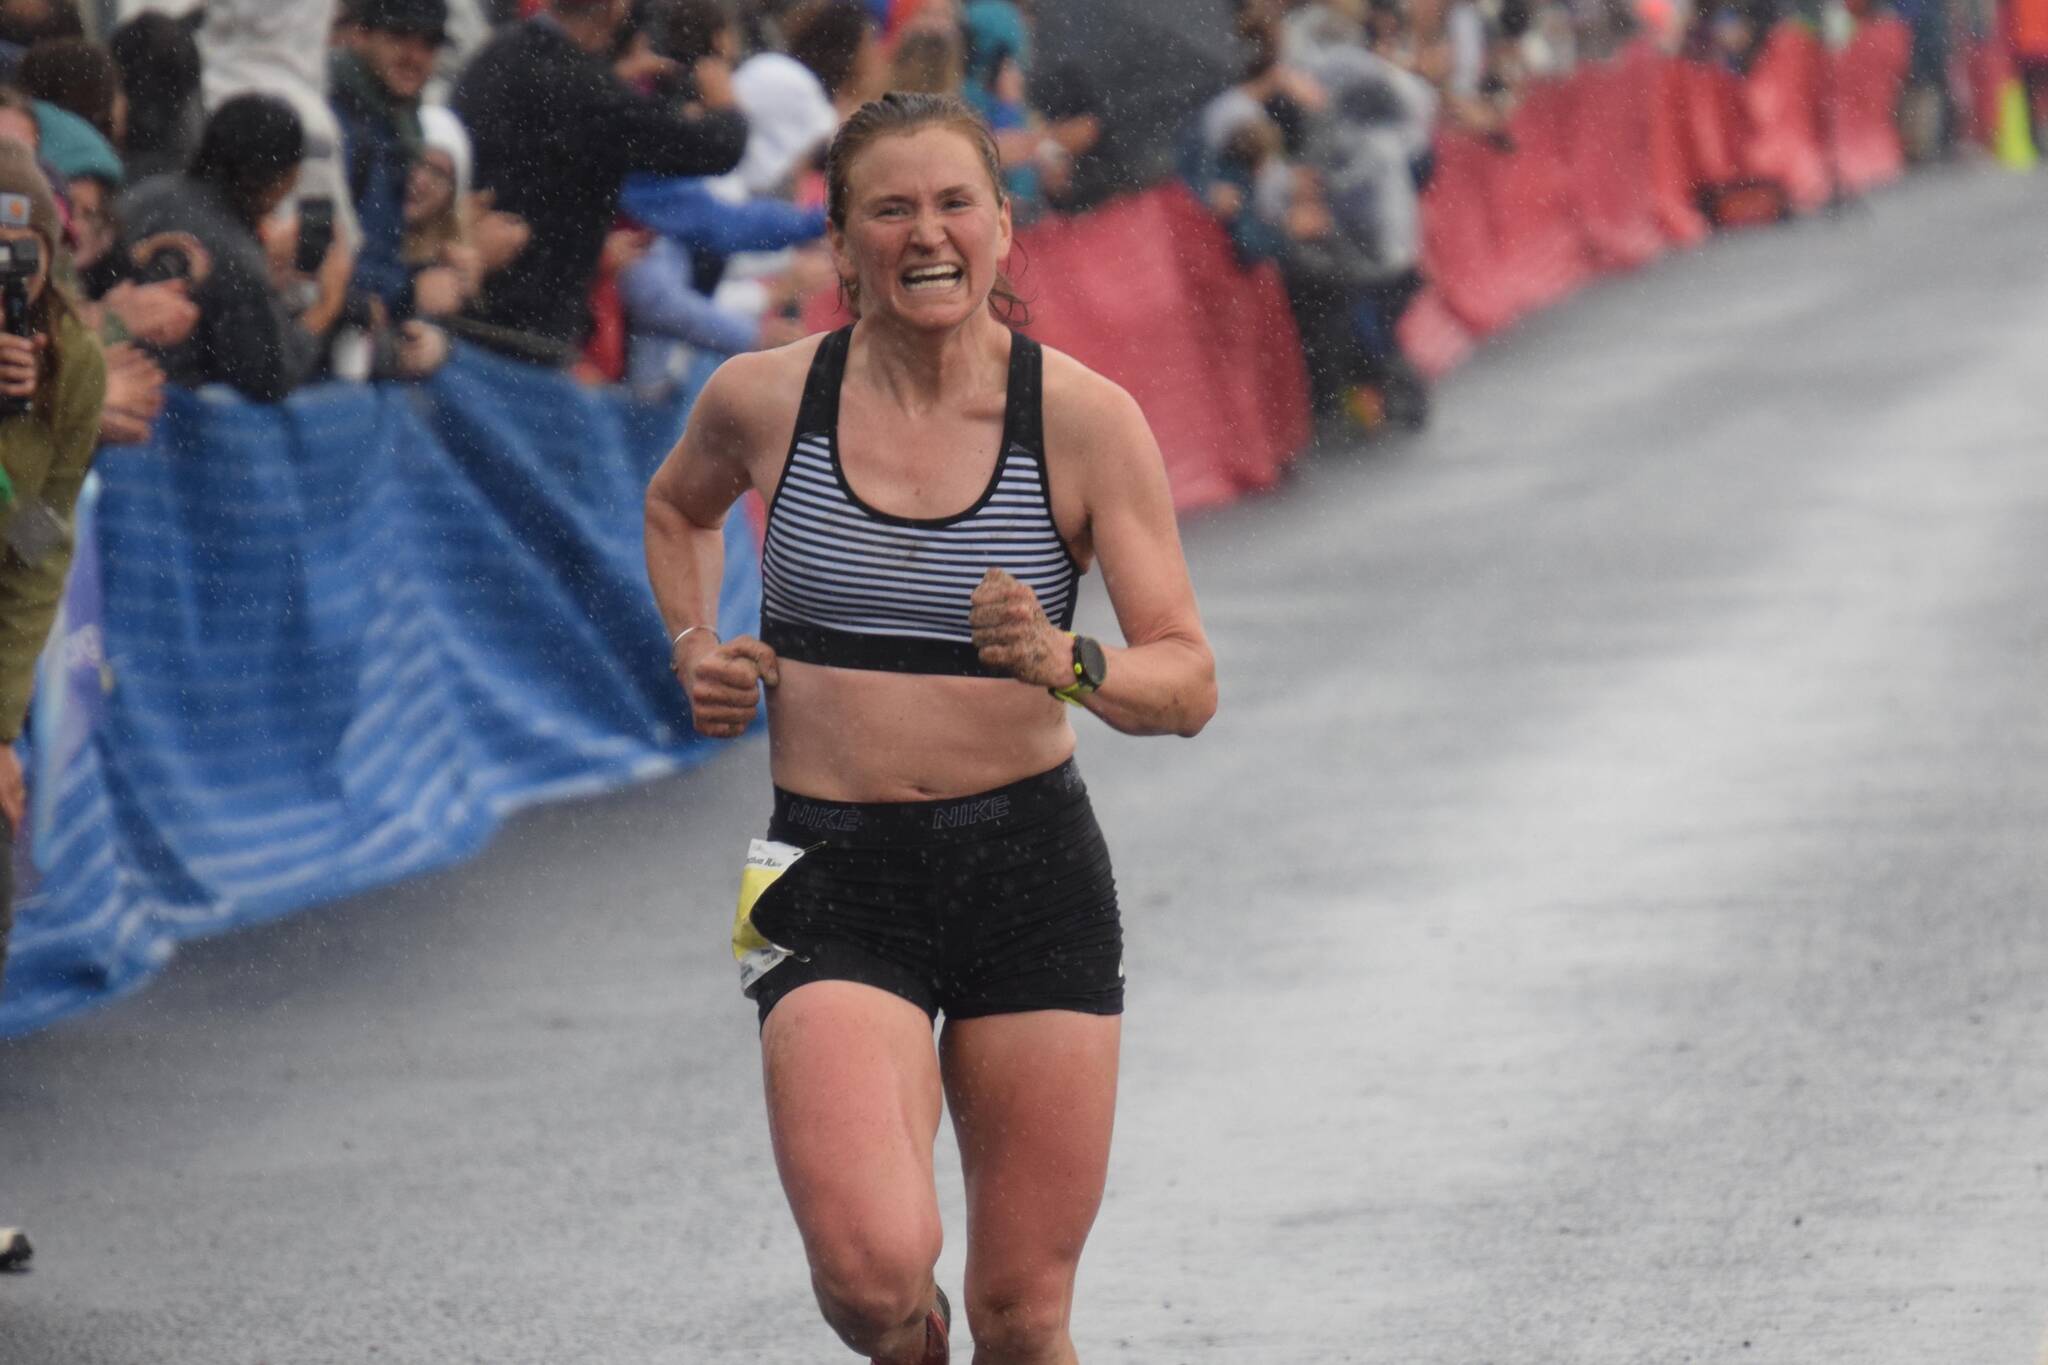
[{"xmin": 902, "ymin": 265, "xmax": 964, "ymax": 290}]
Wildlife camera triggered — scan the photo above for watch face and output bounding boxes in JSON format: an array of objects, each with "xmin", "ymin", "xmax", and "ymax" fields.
[{"xmin": 1075, "ymin": 634, "xmax": 1107, "ymax": 688}]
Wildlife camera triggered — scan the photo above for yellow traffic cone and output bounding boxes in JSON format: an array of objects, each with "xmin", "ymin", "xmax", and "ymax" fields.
[{"xmin": 1996, "ymin": 78, "xmax": 2039, "ymax": 170}]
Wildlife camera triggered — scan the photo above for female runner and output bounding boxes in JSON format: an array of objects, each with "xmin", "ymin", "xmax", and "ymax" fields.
[{"xmin": 644, "ymin": 92, "xmax": 1216, "ymax": 1365}]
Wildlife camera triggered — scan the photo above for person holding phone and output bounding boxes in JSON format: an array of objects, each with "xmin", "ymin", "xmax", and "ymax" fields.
[
  {"xmin": 0, "ymin": 139, "xmax": 109, "ymax": 1276},
  {"xmin": 116, "ymin": 94, "xmax": 354, "ymax": 403}
]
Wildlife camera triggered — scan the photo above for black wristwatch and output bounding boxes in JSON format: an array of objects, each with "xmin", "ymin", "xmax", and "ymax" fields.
[{"xmin": 1051, "ymin": 633, "xmax": 1107, "ymax": 703}]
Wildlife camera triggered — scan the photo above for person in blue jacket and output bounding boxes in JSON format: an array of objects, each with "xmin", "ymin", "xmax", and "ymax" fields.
[
  {"xmin": 330, "ymin": 0, "xmax": 461, "ymax": 321},
  {"xmin": 616, "ymin": 174, "xmax": 827, "ymax": 399},
  {"xmin": 611, "ymin": 0, "xmax": 828, "ymax": 398}
]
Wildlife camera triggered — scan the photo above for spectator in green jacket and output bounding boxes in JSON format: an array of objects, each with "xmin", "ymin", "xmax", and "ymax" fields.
[{"xmin": 0, "ymin": 135, "xmax": 107, "ymax": 1278}]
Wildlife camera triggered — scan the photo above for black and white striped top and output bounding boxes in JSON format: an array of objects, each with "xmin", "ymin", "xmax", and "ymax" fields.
[{"xmin": 760, "ymin": 326, "xmax": 1081, "ymax": 676}]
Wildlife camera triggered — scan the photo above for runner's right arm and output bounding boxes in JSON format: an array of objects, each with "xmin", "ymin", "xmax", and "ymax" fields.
[{"xmin": 644, "ymin": 352, "xmax": 785, "ymax": 737}]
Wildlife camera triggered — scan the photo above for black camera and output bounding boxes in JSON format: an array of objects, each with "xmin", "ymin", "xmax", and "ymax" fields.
[
  {"xmin": 135, "ymin": 244, "xmax": 192, "ymax": 286},
  {"xmin": 0, "ymin": 236, "xmax": 41, "ymax": 420},
  {"xmin": 295, "ymin": 196, "xmax": 335, "ymax": 276}
]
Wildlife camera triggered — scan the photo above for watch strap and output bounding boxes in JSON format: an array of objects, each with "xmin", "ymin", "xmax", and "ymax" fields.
[{"xmin": 1050, "ymin": 632, "xmax": 1101, "ymax": 703}]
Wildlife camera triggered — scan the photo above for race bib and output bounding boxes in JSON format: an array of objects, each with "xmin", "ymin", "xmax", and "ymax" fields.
[{"xmin": 732, "ymin": 839, "xmax": 805, "ymax": 994}]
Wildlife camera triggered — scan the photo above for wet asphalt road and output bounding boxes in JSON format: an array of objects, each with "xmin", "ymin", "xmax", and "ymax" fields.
[{"xmin": 6, "ymin": 164, "xmax": 2048, "ymax": 1364}]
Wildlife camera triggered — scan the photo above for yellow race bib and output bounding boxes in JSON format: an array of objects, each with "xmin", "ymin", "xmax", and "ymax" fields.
[{"xmin": 733, "ymin": 839, "xmax": 805, "ymax": 994}]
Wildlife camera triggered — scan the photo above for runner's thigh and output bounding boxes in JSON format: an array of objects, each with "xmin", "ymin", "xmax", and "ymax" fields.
[
  {"xmin": 940, "ymin": 1011, "xmax": 1121, "ymax": 1295},
  {"xmin": 762, "ymin": 980, "xmax": 947, "ymax": 1266}
]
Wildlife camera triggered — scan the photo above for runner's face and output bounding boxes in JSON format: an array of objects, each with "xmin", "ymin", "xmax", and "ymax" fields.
[{"xmin": 834, "ymin": 126, "xmax": 1011, "ymax": 331}]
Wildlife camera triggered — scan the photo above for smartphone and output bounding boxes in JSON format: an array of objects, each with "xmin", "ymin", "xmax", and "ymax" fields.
[{"xmin": 295, "ymin": 197, "xmax": 336, "ymax": 276}]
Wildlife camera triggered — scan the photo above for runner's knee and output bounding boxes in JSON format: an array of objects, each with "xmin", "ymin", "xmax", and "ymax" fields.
[
  {"xmin": 808, "ymin": 1223, "xmax": 941, "ymax": 1344},
  {"xmin": 965, "ymin": 1270, "xmax": 1073, "ymax": 1359}
]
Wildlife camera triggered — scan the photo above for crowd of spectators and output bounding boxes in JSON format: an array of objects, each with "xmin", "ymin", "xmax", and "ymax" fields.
[
  {"xmin": 1179, "ymin": 0, "xmax": 1929, "ymax": 427},
  {"xmin": 0, "ymin": 0, "xmax": 1133, "ymax": 429},
  {"xmin": 0, "ymin": 0, "xmax": 1968, "ymax": 439}
]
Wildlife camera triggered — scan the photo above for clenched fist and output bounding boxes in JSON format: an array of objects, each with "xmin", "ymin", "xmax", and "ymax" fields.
[
  {"xmin": 675, "ymin": 632, "xmax": 780, "ymax": 738},
  {"xmin": 970, "ymin": 568, "xmax": 1068, "ymax": 689}
]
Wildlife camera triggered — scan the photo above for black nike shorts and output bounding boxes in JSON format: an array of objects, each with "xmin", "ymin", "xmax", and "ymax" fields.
[{"xmin": 741, "ymin": 758, "xmax": 1124, "ymax": 1026}]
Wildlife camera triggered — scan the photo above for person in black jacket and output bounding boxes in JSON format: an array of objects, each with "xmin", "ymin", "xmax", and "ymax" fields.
[
  {"xmin": 117, "ymin": 94, "xmax": 355, "ymax": 403},
  {"xmin": 450, "ymin": 0, "xmax": 748, "ymax": 365},
  {"xmin": 108, "ymin": 12, "xmax": 204, "ymax": 186}
]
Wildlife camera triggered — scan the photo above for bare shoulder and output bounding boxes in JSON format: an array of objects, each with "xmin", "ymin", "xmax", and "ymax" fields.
[
  {"xmin": 692, "ymin": 331, "xmax": 828, "ymax": 448},
  {"xmin": 1038, "ymin": 343, "xmax": 1155, "ymax": 469}
]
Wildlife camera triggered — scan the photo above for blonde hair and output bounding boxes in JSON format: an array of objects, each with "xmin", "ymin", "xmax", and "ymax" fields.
[{"xmin": 401, "ymin": 149, "xmax": 469, "ymax": 270}]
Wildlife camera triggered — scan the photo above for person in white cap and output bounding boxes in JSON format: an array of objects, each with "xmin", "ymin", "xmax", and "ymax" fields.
[{"xmin": 400, "ymin": 103, "xmax": 529, "ymax": 320}]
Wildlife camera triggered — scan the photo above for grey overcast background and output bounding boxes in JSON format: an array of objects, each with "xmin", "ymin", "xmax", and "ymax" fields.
[{"xmin": 4, "ymin": 160, "xmax": 2047, "ymax": 1362}]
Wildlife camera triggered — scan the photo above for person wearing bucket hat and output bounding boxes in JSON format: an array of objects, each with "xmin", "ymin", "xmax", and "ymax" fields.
[
  {"xmin": 331, "ymin": 0, "xmax": 455, "ymax": 319},
  {"xmin": 0, "ymin": 142, "xmax": 108, "ymax": 1283}
]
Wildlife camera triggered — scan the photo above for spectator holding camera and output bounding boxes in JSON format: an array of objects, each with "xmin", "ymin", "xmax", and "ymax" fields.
[
  {"xmin": 0, "ymin": 136, "xmax": 105, "ymax": 1070},
  {"xmin": 118, "ymin": 94, "xmax": 354, "ymax": 404},
  {"xmin": 0, "ymin": 83, "xmax": 175, "ymax": 441}
]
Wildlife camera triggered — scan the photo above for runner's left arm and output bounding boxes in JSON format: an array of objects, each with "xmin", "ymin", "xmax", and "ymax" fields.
[
  {"xmin": 974, "ymin": 371, "xmax": 1217, "ymax": 738},
  {"xmin": 1072, "ymin": 381, "xmax": 1217, "ymax": 737}
]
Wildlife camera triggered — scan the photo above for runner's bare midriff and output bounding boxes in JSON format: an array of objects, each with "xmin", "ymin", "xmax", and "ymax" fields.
[{"xmin": 765, "ymin": 659, "xmax": 1075, "ymax": 802}]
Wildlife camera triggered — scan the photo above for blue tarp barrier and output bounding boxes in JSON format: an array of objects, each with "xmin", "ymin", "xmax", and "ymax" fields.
[{"xmin": 0, "ymin": 342, "xmax": 756, "ymax": 1037}]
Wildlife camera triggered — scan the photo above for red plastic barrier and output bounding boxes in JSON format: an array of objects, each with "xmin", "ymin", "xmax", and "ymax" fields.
[
  {"xmin": 1648, "ymin": 56, "xmax": 1713, "ymax": 245},
  {"xmin": 1019, "ymin": 183, "xmax": 1309, "ymax": 510},
  {"xmin": 1492, "ymin": 83, "xmax": 1597, "ymax": 316},
  {"xmin": 1675, "ymin": 58, "xmax": 1751, "ymax": 190},
  {"xmin": 1743, "ymin": 26, "xmax": 1833, "ymax": 212},
  {"xmin": 1418, "ymin": 131, "xmax": 1522, "ymax": 336},
  {"xmin": 1829, "ymin": 18, "xmax": 1910, "ymax": 192},
  {"xmin": 1411, "ymin": 29, "xmax": 1910, "ymax": 376},
  {"xmin": 1960, "ymin": 38, "xmax": 2004, "ymax": 148},
  {"xmin": 1565, "ymin": 45, "xmax": 1671, "ymax": 269},
  {"xmin": 1395, "ymin": 285, "xmax": 1476, "ymax": 379}
]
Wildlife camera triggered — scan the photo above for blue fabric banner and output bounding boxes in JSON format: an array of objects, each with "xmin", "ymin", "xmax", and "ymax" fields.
[{"xmin": 0, "ymin": 343, "xmax": 755, "ymax": 1036}]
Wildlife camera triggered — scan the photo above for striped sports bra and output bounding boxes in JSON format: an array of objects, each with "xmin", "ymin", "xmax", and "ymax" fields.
[{"xmin": 759, "ymin": 325, "xmax": 1082, "ymax": 676}]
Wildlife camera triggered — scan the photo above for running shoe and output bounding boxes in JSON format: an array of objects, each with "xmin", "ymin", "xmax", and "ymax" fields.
[
  {"xmin": 0, "ymin": 1227, "xmax": 31, "ymax": 1272},
  {"xmin": 873, "ymin": 1285, "xmax": 949, "ymax": 1365}
]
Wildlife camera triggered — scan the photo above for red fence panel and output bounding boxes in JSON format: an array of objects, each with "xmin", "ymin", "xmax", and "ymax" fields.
[
  {"xmin": 1743, "ymin": 25, "xmax": 1832, "ymax": 211},
  {"xmin": 1154, "ymin": 186, "xmax": 1312, "ymax": 500},
  {"xmin": 1678, "ymin": 58, "xmax": 1751, "ymax": 189},
  {"xmin": 1397, "ymin": 285, "xmax": 1476, "ymax": 379},
  {"xmin": 1564, "ymin": 45, "xmax": 1670, "ymax": 270},
  {"xmin": 1829, "ymin": 18, "xmax": 1910, "ymax": 192},
  {"xmin": 1018, "ymin": 183, "xmax": 1309, "ymax": 511},
  {"xmin": 1491, "ymin": 82, "xmax": 1597, "ymax": 315},
  {"xmin": 1418, "ymin": 131, "xmax": 1522, "ymax": 336},
  {"xmin": 1648, "ymin": 56, "xmax": 1713, "ymax": 245}
]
